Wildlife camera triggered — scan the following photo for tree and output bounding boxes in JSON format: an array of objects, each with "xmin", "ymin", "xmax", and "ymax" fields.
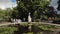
[
  {"xmin": 57, "ymin": 0, "xmax": 60, "ymax": 10},
  {"xmin": 55, "ymin": 0, "xmax": 60, "ymax": 19},
  {"xmin": 0, "ymin": 8, "xmax": 14, "ymax": 22},
  {"xmin": 46, "ymin": 6, "xmax": 57, "ymax": 18},
  {"xmin": 11, "ymin": 7, "xmax": 18, "ymax": 19},
  {"xmin": 16, "ymin": 0, "xmax": 50, "ymax": 21}
]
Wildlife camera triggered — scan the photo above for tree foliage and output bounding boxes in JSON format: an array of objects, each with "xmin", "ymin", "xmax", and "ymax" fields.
[
  {"xmin": 0, "ymin": 27, "xmax": 17, "ymax": 34},
  {"xmin": 15, "ymin": 0, "xmax": 50, "ymax": 21},
  {"xmin": 0, "ymin": 8, "xmax": 13, "ymax": 21},
  {"xmin": 57, "ymin": 0, "xmax": 60, "ymax": 10}
]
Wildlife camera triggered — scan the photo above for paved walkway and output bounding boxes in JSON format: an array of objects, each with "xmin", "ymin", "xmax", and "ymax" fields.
[
  {"xmin": 0, "ymin": 22, "xmax": 60, "ymax": 33},
  {"xmin": 0, "ymin": 22, "xmax": 60, "ymax": 27}
]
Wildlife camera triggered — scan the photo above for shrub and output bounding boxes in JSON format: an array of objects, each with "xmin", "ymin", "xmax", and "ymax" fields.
[{"xmin": 0, "ymin": 27, "xmax": 17, "ymax": 34}]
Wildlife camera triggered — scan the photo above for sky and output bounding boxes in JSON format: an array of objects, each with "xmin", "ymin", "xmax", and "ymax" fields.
[
  {"xmin": 49, "ymin": 0, "xmax": 60, "ymax": 14},
  {"xmin": 49, "ymin": 0, "xmax": 58, "ymax": 10},
  {"xmin": 0, "ymin": 0, "xmax": 59, "ymax": 10},
  {"xmin": 0, "ymin": 0, "xmax": 17, "ymax": 9}
]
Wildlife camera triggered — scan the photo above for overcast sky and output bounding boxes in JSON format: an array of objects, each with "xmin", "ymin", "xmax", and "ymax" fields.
[
  {"xmin": 49, "ymin": 0, "xmax": 60, "ymax": 14},
  {"xmin": 0, "ymin": 0, "xmax": 59, "ymax": 10},
  {"xmin": 0, "ymin": 0, "xmax": 16, "ymax": 9},
  {"xmin": 49, "ymin": 0, "xmax": 58, "ymax": 9}
]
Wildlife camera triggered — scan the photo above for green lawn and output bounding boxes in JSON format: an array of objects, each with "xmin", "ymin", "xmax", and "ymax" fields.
[
  {"xmin": 0, "ymin": 27, "xmax": 17, "ymax": 34},
  {"xmin": 0, "ymin": 22, "xmax": 57, "ymax": 34}
]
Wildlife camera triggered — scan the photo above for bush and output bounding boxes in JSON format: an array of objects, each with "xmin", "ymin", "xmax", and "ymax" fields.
[
  {"xmin": 32, "ymin": 23, "xmax": 57, "ymax": 31},
  {"xmin": 0, "ymin": 27, "xmax": 17, "ymax": 34}
]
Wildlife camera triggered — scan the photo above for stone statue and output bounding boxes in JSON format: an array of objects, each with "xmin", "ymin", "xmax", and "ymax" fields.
[{"xmin": 28, "ymin": 12, "xmax": 32, "ymax": 23}]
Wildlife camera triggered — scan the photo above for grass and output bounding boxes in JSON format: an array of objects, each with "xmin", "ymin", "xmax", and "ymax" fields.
[
  {"xmin": 0, "ymin": 26, "xmax": 17, "ymax": 34},
  {"xmin": 27, "ymin": 32, "xmax": 33, "ymax": 34},
  {"xmin": 32, "ymin": 22, "xmax": 57, "ymax": 31},
  {"xmin": 23, "ymin": 32, "xmax": 33, "ymax": 34},
  {"xmin": 0, "ymin": 22, "xmax": 57, "ymax": 34}
]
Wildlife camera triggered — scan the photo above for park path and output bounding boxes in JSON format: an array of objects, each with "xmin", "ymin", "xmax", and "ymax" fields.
[
  {"xmin": 0, "ymin": 22, "xmax": 60, "ymax": 34},
  {"xmin": 0, "ymin": 22, "xmax": 60, "ymax": 26}
]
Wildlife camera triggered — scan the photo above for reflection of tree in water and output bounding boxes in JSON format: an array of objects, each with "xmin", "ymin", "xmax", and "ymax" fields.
[
  {"xmin": 13, "ymin": 24, "xmax": 56, "ymax": 34},
  {"xmin": 14, "ymin": 24, "xmax": 29, "ymax": 34},
  {"xmin": 14, "ymin": 24, "xmax": 42, "ymax": 34}
]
